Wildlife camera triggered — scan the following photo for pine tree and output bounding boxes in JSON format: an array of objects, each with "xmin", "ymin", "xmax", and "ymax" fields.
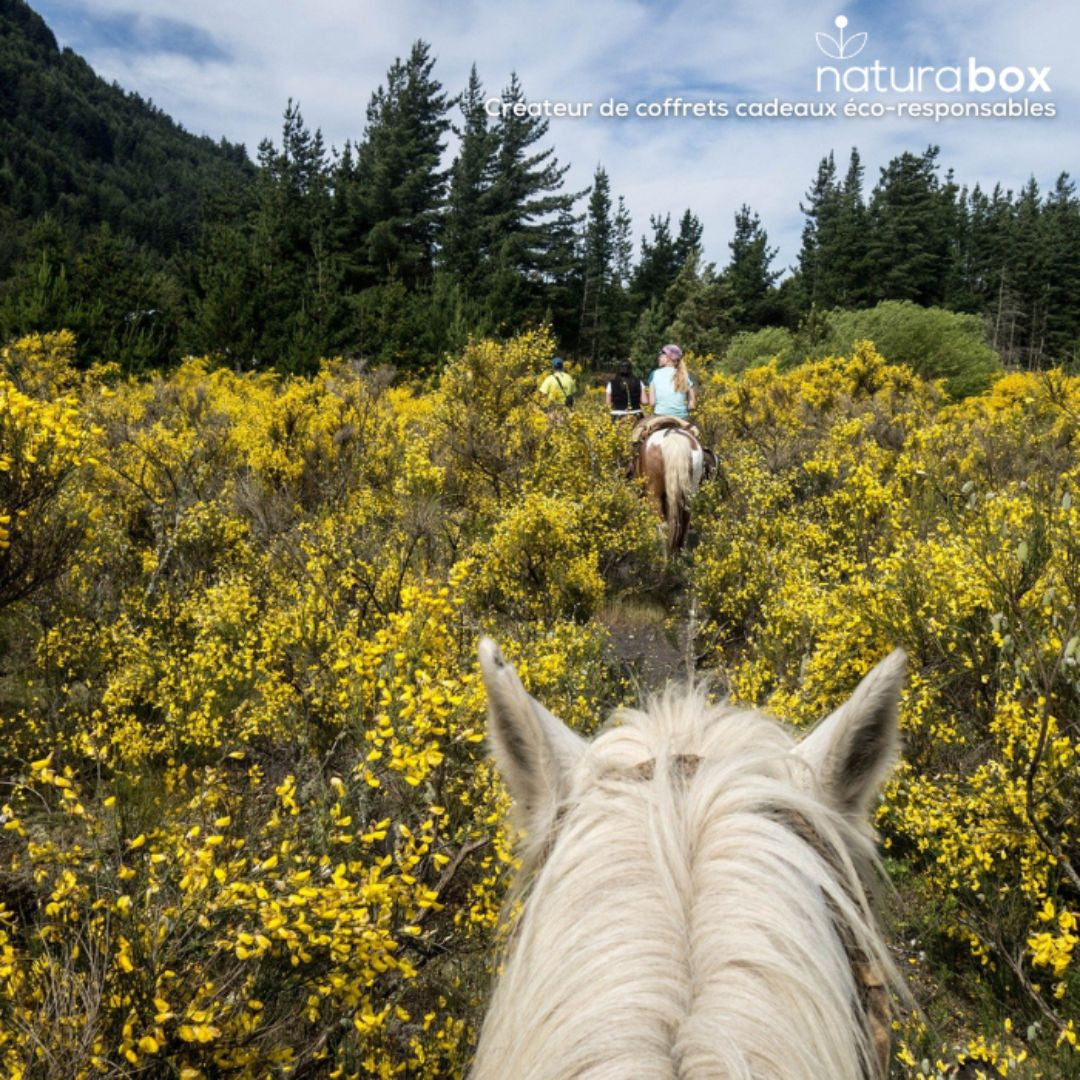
[
  {"xmin": 965, "ymin": 184, "xmax": 999, "ymax": 305},
  {"xmin": 866, "ymin": 146, "xmax": 951, "ymax": 306},
  {"xmin": 184, "ymin": 221, "xmax": 261, "ymax": 368},
  {"xmin": 349, "ymin": 41, "xmax": 451, "ymax": 289},
  {"xmin": 835, "ymin": 148, "xmax": 870, "ymax": 307},
  {"xmin": 629, "ymin": 300, "xmax": 671, "ymax": 374},
  {"xmin": 0, "ymin": 215, "xmax": 74, "ymax": 342},
  {"xmin": 673, "ymin": 210, "xmax": 704, "ymax": 268},
  {"xmin": 945, "ymin": 183, "xmax": 976, "ymax": 312},
  {"xmin": 484, "ymin": 72, "xmax": 582, "ymax": 330},
  {"xmin": 665, "ymin": 251, "xmax": 734, "ymax": 359},
  {"xmin": 931, "ymin": 167, "xmax": 966, "ymax": 316},
  {"xmin": 441, "ymin": 65, "xmax": 497, "ymax": 291},
  {"xmin": 248, "ymin": 101, "xmax": 343, "ymax": 371},
  {"xmin": 608, "ymin": 195, "xmax": 635, "ymax": 361},
  {"xmin": 579, "ymin": 166, "xmax": 616, "ymax": 365},
  {"xmin": 631, "ymin": 214, "xmax": 680, "ymax": 313},
  {"xmin": 1004, "ymin": 178, "xmax": 1048, "ymax": 367},
  {"xmin": 797, "ymin": 151, "xmax": 839, "ymax": 309},
  {"xmin": 725, "ymin": 204, "xmax": 780, "ymax": 330},
  {"xmin": 69, "ymin": 223, "xmax": 181, "ymax": 371},
  {"xmin": 1042, "ymin": 173, "xmax": 1080, "ymax": 363},
  {"xmin": 332, "ymin": 140, "xmax": 363, "ymax": 290},
  {"xmin": 968, "ymin": 183, "xmax": 1016, "ymax": 351},
  {"xmin": 613, "ymin": 197, "xmax": 634, "ymax": 287},
  {"xmin": 542, "ymin": 204, "xmax": 586, "ymax": 350}
]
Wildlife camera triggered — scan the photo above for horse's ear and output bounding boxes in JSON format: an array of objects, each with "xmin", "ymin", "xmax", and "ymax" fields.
[
  {"xmin": 478, "ymin": 638, "xmax": 585, "ymax": 824},
  {"xmin": 796, "ymin": 650, "xmax": 905, "ymax": 817}
]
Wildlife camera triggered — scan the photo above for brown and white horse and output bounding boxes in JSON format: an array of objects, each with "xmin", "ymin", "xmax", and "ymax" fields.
[
  {"xmin": 634, "ymin": 422, "xmax": 716, "ymax": 554},
  {"xmin": 473, "ymin": 639, "xmax": 905, "ymax": 1080}
]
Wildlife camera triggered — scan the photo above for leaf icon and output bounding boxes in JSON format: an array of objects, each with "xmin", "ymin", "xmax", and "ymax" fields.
[
  {"xmin": 815, "ymin": 32, "xmax": 842, "ymax": 59},
  {"xmin": 843, "ymin": 32, "xmax": 868, "ymax": 59}
]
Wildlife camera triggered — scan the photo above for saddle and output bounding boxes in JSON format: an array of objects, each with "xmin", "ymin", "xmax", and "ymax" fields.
[{"xmin": 629, "ymin": 414, "xmax": 699, "ymax": 445}]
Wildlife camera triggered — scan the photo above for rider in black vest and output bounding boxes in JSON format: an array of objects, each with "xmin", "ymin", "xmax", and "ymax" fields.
[{"xmin": 606, "ymin": 362, "xmax": 644, "ymax": 422}]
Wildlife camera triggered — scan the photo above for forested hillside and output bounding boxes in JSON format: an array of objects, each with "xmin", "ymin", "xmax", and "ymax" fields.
[
  {"xmin": 3, "ymin": 1, "xmax": 1080, "ymax": 376},
  {"xmin": 0, "ymin": 0, "xmax": 251, "ymax": 257},
  {"xmin": 0, "ymin": 0, "xmax": 252, "ymax": 368}
]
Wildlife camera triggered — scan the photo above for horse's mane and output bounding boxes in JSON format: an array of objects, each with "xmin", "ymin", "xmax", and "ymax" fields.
[{"xmin": 474, "ymin": 684, "xmax": 897, "ymax": 1080}]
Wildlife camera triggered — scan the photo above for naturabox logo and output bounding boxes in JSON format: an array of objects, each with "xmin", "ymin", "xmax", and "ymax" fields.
[
  {"xmin": 815, "ymin": 14, "xmax": 1052, "ymax": 95},
  {"xmin": 815, "ymin": 16, "xmax": 866, "ymax": 61}
]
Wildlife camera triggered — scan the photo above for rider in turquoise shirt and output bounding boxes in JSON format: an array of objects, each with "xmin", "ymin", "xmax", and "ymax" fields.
[{"xmin": 646, "ymin": 344, "xmax": 695, "ymax": 419}]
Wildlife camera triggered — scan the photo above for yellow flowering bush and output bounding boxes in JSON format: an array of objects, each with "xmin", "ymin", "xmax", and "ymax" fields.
[
  {"xmin": 0, "ymin": 330, "xmax": 626, "ymax": 1078},
  {"xmin": 1, "ymin": 328, "xmax": 1078, "ymax": 1075},
  {"xmin": 0, "ymin": 333, "xmax": 95, "ymax": 605},
  {"xmin": 692, "ymin": 346, "xmax": 1080, "ymax": 1074}
]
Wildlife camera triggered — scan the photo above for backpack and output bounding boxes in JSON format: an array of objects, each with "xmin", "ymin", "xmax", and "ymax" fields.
[{"xmin": 554, "ymin": 373, "xmax": 575, "ymax": 407}]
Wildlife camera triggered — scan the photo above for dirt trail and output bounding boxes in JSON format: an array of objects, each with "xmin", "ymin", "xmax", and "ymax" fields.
[{"xmin": 596, "ymin": 598, "xmax": 697, "ymax": 694}]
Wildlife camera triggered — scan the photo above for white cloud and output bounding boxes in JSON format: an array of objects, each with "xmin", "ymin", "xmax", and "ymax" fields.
[{"xmin": 38, "ymin": 0, "xmax": 1080, "ymax": 270}]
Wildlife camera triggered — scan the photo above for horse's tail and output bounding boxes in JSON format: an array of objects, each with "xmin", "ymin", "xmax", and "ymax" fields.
[{"xmin": 662, "ymin": 433, "xmax": 694, "ymax": 553}]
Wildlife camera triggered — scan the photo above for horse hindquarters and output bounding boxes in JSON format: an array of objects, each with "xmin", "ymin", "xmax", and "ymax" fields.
[{"xmin": 639, "ymin": 430, "xmax": 700, "ymax": 554}]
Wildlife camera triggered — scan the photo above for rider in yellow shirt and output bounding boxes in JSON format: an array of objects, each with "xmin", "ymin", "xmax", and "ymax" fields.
[{"xmin": 538, "ymin": 357, "xmax": 576, "ymax": 406}]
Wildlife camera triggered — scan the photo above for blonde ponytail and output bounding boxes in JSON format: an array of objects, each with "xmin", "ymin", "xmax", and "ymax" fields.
[{"xmin": 673, "ymin": 356, "xmax": 690, "ymax": 394}]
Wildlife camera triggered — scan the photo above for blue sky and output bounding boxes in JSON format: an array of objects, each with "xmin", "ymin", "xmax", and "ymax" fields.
[{"xmin": 30, "ymin": 0, "xmax": 1079, "ymax": 271}]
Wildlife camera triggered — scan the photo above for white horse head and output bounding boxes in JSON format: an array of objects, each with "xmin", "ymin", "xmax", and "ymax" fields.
[{"xmin": 473, "ymin": 639, "xmax": 906, "ymax": 1080}]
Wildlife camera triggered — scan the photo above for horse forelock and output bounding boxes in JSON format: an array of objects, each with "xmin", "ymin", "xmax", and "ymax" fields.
[{"xmin": 474, "ymin": 689, "xmax": 897, "ymax": 1080}]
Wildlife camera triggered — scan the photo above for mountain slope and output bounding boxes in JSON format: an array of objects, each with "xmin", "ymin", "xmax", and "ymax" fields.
[{"xmin": 0, "ymin": 0, "xmax": 253, "ymax": 260}]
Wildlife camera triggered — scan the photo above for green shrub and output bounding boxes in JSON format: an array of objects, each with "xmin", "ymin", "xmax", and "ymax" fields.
[
  {"xmin": 820, "ymin": 300, "xmax": 1000, "ymax": 397},
  {"xmin": 722, "ymin": 327, "xmax": 798, "ymax": 373}
]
